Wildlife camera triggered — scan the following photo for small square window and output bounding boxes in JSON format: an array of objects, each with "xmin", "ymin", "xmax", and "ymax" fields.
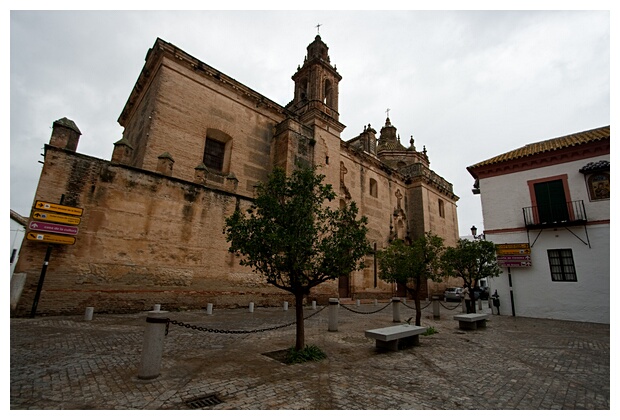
[
  {"xmin": 203, "ymin": 138, "xmax": 225, "ymax": 172},
  {"xmin": 547, "ymin": 249, "xmax": 577, "ymax": 282}
]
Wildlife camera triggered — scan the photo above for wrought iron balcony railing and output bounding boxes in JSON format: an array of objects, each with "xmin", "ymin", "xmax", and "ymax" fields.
[{"xmin": 522, "ymin": 200, "xmax": 587, "ymax": 228}]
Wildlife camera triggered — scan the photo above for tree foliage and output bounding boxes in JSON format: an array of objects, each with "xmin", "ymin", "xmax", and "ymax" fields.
[
  {"xmin": 377, "ymin": 233, "xmax": 444, "ymax": 325},
  {"xmin": 225, "ymin": 166, "xmax": 371, "ymax": 349},
  {"xmin": 441, "ymin": 238, "xmax": 502, "ymax": 290}
]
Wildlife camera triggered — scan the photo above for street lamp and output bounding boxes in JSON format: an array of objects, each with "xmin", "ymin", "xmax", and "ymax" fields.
[{"xmin": 470, "ymin": 225, "xmax": 485, "ymax": 240}]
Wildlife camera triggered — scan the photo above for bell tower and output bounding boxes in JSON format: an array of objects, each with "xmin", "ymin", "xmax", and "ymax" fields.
[
  {"xmin": 287, "ymin": 35, "xmax": 343, "ymax": 132},
  {"xmin": 276, "ymin": 34, "xmax": 345, "ymax": 194}
]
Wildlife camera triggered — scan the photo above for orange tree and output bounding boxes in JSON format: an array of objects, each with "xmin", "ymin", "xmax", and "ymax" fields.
[
  {"xmin": 441, "ymin": 239, "xmax": 502, "ymax": 313},
  {"xmin": 377, "ymin": 233, "xmax": 445, "ymax": 326},
  {"xmin": 225, "ymin": 166, "xmax": 370, "ymax": 350}
]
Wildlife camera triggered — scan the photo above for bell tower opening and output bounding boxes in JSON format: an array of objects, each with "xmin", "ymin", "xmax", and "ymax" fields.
[{"xmin": 287, "ymin": 35, "xmax": 342, "ymax": 119}]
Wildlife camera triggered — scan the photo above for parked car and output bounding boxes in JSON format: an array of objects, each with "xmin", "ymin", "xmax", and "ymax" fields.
[
  {"xmin": 444, "ymin": 287, "xmax": 463, "ymax": 302},
  {"xmin": 478, "ymin": 286, "xmax": 490, "ymax": 300}
]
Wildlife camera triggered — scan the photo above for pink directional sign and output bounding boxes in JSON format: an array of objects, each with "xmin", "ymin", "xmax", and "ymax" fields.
[
  {"xmin": 497, "ymin": 255, "xmax": 531, "ymax": 261},
  {"xmin": 499, "ymin": 261, "xmax": 532, "ymax": 267},
  {"xmin": 29, "ymin": 221, "xmax": 79, "ymax": 236}
]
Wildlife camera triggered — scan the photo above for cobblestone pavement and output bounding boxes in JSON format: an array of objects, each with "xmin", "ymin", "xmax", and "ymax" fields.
[{"xmin": 10, "ymin": 300, "xmax": 610, "ymax": 410}]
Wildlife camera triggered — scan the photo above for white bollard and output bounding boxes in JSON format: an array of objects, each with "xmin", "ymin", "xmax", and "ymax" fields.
[
  {"xmin": 283, "ymin": 301, "xmax": 288, "ymax": 311},
  {"xmin": 328, "ymin": 298, "xmax": 339, "ymax": 332},
  {"xmin": 478, "ymin": 299, "xmax": 483, "ymax": 310},
  {"xmin": 84, "ymin": 307, "xmax": 94, "ymax": 321},
  {"xmin": 138, "ymin": 310, "xmax": 169, "ymax": 380},
  {"xmin": 374, "ymin": 299, "xmax": 378, "ymax": 306},
  {"xmin": 403, "ymin": 298, "xmax": 407, "ymax": 304},
  {"xmin": 312, "ymin": 301, "xmax": 317, "ymax": 310},
  {"xmin": 249, "ymin": 302, "xmax": 254, "ymax": 313},
  {"xmin": 432, "ymin": 297, "xmax": 440, "ymax": 319},
  {"xmin": 392, "ymin": 297, "xmax": 401, "ymax": 323},
  {"xmin": 356, "ymin": 299, "xmax": 360, "ymax": 307},
  {"xmin": 206, "ymin": 303, "xmax": 213, "ymax": 315},
  {"xmin": 153, "ymin": 304, "xmax": 161, "ymax": 311}
]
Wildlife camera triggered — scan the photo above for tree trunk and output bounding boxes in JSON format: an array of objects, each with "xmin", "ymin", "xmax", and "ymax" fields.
[
  {"xmin": 294, "ymin": 292, "xmax": 305, "ymax": 350},
  {"xmin": 413, "ymin": 279, "xmax": 422, "ymax": 326},
  {"xmin": 471, "ymin": 281, "xmax": 477, "ymax": 314}
]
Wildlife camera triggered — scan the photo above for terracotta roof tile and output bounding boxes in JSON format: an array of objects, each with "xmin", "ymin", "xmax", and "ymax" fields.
[{"xmin": 468, "ymin": 126, "xmax": 610, "ymax": 169}]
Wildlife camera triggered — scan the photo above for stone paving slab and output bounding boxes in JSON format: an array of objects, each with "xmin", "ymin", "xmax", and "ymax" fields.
[{"xmin": 10, "ymin": 301, "xmax": 610, "ymax": 410}]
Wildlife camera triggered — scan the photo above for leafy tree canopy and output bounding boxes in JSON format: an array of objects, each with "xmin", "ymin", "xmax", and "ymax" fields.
[
  {"xmin": 225, "ymin": 166, "xmax": 370, "ymax": 294},
  {"xmin": 377, "ymin": 232, "xmax": 444, "ymax": 326},
  {"xmin": 441, "ymin": 238, "xmax": 502, "ymax": 289},
  {"xmin": 377, "ymin": 233, "xmax": 444, "ymax": 289},
  {"xmin": 225, "ymin": 166, "xmax": 371, "ymax": 349}
]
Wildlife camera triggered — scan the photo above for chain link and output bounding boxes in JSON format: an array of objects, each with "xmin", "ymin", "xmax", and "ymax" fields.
[
  {"xmin": 165, "ymin": 305, "xmax": 327, "ymax": 335},
  {"xmin": 339, "ymin": 301, "xmax": 391, "ymax": 315},
  {"xmin": 401, "ymin": 300, "xmax": 432, "ymax": 311},
  {"xmin": 438, "ymin": 300, "xmax": 462, "ymax": 310}
]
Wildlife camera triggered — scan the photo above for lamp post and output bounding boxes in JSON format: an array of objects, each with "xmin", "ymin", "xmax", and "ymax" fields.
[
  {"xmin": 470, "ymin": 225, "xmax": 490, "ymax": 311},
  {"xmin": 470, "ymin": 225, "xmax": 485, "ymax": 240}
]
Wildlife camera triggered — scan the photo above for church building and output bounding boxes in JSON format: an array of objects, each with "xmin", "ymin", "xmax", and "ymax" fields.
[{"xmin": 13, "ymin": 35, "xmax": 460, "ymax": 315}]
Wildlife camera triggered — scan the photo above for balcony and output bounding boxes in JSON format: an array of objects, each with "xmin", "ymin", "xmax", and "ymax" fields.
[{"xmin": 522, "ymin": 200, "xmax": 587, "ymax": 229}]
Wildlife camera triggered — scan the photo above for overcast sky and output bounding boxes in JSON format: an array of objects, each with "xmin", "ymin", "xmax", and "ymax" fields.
[{"xmin": 7, "ymin": 5, "xmax": 612, "ymax": 238}]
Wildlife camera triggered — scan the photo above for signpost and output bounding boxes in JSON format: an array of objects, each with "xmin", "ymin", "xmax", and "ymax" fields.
[
  {"xmin": 27, "ymin": 232, "xmax": 77, "ymax": 245},
  {"xmin": 495, "ymin": 243, "xmax": 531, "ymax": 318},
  {"xmin": 496, "ymin": 243, "xmax": 532, "ymax": 266},
  {"xmin": 34, "ymin": 200, "xmax": 83, "ymax": 216},
  {"xmin": 28, "ymin": 221, "xmax": 79, "ymax": 236},
  {"xmin": 28, "ymin": 198, "xmax": 83, "ymax": 317},
  {"xmin": 31, "ymin": 211, "xmax": 81, "ymax": 225}
]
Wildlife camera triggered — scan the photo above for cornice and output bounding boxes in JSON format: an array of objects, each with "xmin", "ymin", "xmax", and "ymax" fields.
[{"xmin": 468, "ymin": 139, "xmax": 610, "ymax": 180}]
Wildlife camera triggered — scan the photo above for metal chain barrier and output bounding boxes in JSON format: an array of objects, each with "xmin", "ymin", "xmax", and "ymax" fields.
[
  {"xmin": 401, "ymin": 300, "xmax": 432, "ymax": 311},
  {"xmin": 438, "ymin": 300, "xmax": 462, "ymax": 310},
  {"xmin": 339, "ymin": 301, "xmax": 391, "ymax": 314},
  {"xmin": 161, "ymin": 305, "xmax": 327, "ymax": 335}
]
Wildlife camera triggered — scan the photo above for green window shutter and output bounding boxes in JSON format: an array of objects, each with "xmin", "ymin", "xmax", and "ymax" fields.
[{"xmin": 534, "ymin": 180, "xmax": 568, "ymax": 223}]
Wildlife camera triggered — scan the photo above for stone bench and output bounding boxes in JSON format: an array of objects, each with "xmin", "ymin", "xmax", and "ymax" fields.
[
  {"xmin": 454, "ymin": 313, "xmax": 489, "ymax": 330},
  {"xmin": 365, "ymin": 324, "xmax": 426, "ymax": 351}
]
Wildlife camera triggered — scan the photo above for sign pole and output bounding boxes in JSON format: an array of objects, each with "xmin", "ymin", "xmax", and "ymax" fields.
[
  {"xmin": 30, "ymin": 244, "xmax": 53, "ymax": 318},
  {"xmin": 507, "ymin": 267, "xmax": 516, "ymax": 317}
]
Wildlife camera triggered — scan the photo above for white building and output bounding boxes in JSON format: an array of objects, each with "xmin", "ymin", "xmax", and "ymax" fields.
[
  {"xmin": 467, "ymin": 126, "xmax": 610, "ymax": 324},
  {"xmin": 10, "ymin": 210, "xmax": 27, "ymax": 278},
  {"xmin": 10, "ymin": 210, "xmax": 28, "ymax": 312}
]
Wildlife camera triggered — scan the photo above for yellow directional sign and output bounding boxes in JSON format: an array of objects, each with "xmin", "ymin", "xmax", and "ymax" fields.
[
  {"xmin": 496, "ymin": 243, "xmax": 531, "ymax": 256},
  {"xmin": 32, "ymin": 211, "xmax": 81, "ymax": 226},
  {"xmin": 34, "ymin": 200, "xmax": 83, "ymax": 216},
  {"xmin": 497, "ymin": 247, "xmax": 531, "ymax": 256},
  {"xmin": 497, "ymin": 243, "xmax": 530, "ymax": 249},
  {"xmin": 27, "ymin": 232, "xmax": 76, "ymax": 245}
]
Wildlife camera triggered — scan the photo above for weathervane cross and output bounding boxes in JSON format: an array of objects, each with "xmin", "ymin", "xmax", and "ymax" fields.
[
  {"xmin": 316, "ymin": 23, "xmax": 322, "ymax": 34},
  {"xmin": 386, "ymin": 108, "xmax": 391, "ymax": 118}
]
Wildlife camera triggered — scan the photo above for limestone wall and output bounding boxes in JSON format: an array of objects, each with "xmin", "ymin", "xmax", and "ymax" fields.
[{"xmin": 14, "ymin": 147, "xmax": 340, "ymax": 315}]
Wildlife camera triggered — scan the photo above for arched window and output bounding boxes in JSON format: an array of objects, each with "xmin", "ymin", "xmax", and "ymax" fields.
[
  {"xmin": 298, "ymin": 77, "xmax": 309, "ymax": 101},
  {"xmin": 369, "ymin": 178, "xmax": 378, "ymax": 198},
  {"xmin": 323, "ymin": 79, "xmax": 333, "ymax": 107}
]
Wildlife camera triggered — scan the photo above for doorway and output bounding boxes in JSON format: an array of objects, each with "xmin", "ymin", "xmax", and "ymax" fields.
[{"xmin": 338, "ymin": 274, "xmax": 350, "ymax": 298}]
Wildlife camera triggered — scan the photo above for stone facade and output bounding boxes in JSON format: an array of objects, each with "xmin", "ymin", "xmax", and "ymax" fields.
[{"xmin": 13, "ymin": 36, "xmax": 459, "ymax": 315}]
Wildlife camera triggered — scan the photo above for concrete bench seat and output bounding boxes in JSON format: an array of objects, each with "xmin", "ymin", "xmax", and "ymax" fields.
[
  {"xmin": 454, "ymin": 313, "xmax": 489, "ymax": 330},
  {"xmin": 365, "ymin": 324, "xmax": 426, "ymax": 351}
]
